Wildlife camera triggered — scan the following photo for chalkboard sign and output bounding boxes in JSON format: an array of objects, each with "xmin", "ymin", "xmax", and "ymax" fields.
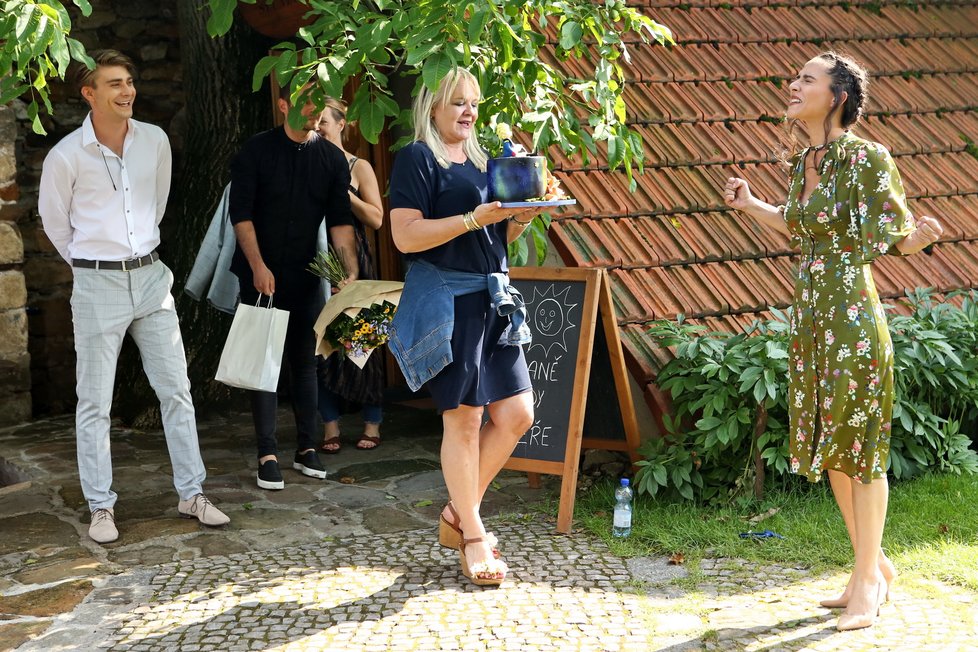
[
  {"xmin": 503, "ymin": 267, "xmax": 640, "ymax": 533},
  {"xmin": 509, "ymin": 272, "xmax": 588, "ymax": 464}
]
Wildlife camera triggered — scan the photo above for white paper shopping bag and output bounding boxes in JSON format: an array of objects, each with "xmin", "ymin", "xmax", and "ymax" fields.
[{"xmin": 215, "ymin": 296, "xmax": 290, "ymax": 392}]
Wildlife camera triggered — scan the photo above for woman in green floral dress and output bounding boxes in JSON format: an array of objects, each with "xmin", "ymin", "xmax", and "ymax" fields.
[{"xmin": 723, "ymin": 52, "xmax": 942, "ymax": 631}]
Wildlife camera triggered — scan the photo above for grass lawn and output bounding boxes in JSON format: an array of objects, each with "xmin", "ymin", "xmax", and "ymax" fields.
[{"xmin": 571, "ymin": 471, "xmax": 978, "ymax": 591}]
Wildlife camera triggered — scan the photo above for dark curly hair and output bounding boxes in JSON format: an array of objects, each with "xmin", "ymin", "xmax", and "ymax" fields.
[{"xmin": 817, "ymin": 51, "xmax": 870, "ymax": 137}]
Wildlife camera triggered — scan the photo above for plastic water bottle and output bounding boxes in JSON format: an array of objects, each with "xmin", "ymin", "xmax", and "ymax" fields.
[{"xmin": 613, "ymin": 478, "xmax": 633, "ymax": 538}]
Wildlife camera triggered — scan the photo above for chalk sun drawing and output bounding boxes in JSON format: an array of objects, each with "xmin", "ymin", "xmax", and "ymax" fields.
[{"xmin": 526, "ymin": 284, "xmax": 578, "ymax": 357}]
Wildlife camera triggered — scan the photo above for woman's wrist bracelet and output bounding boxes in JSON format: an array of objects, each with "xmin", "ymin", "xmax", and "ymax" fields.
[
  {"xmin": 510, "ymin": 215, "xmax": 533, "ymax": 225},
  {"xmin": 462, "ymin": 211, "xmax": 481, "ymax": 232}
]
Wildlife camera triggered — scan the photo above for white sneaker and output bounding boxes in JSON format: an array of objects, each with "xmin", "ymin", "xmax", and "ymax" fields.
[
  {"xmin": 178, "ymin": 493, "xmax": 230, "ymax": 527},
  {"xmin": 89, "ymin": 507, "xmax": 118, "ymax": 543}
]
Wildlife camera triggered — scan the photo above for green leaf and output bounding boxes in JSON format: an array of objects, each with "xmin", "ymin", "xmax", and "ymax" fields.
[
  {"xmin": 496, "ymin": 23, "xmax": 514, "ymax": 68},
  {"xmin": 613, "ymin": 94, "xmax": 626, "ymax": 125},
  {"xmin": 15, "ymin": 4, "xmax": 37, "ymax": 41},
  {"xmin": 356, "ymin": 89, "xmax": 388, "ymax": 144},
  {"xmin": 607, "ymin": 134, "xmax": 625, "ymax": 170},
  {"xmin": 205, "ymin": 0, "xmax": 238, "ymax": 37},
  {"xmin": 467, "ymin": 8, "xmax": 490, "ymax": 44},
  {"xmin": 66, "ymin": 37, "xmax": 93, "ymax": 70},
  {"xmin": 48, "ymin": 35, "xmax": 69, "ymax": 74},
  {"xmin": 73, "ymin": 0, "xmax": 93, "ymax": 17},
  {"xmin": 508, "ymin": 232, "xmax": 528, "ymax": 266},
  {"xmin": 252, "ymin": 55, "xmax": 279, "ymax": 92},
  {"xmin": 652, "ymin": 464, "xmax": 667, "ymax": 486},
  {"xmin": 696, "ymin": 416, "xmax": 723, "ymax": 430},
  {"xmin": 26, "ymin": 100, "xmax": 45, "ymax": 135},
  {"xmin": 0, "ymin": 82, "xmax": 31, "ymax": 106},
  {"xmin": 422, "ymin": 51, "xmax": 454, "ymax": 91},
  {"xmin": 274, "ymin": 49, "xmax": 298, "ymax": 83},
  {"xmin": 559, "ymin": 20, "xmax": 583, "ymax": 50},
  {"xmin": 530, "ymin": 218, "xmax": 549, "ymax": 265}
]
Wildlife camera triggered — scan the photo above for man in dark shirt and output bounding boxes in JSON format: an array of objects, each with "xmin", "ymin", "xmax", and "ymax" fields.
[{"xmin": 230, "ymin": 85, "xmax": 358, "ymax": 490}]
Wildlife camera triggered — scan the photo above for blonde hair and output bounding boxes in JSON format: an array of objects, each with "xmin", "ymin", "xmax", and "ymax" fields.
[
  {"xmin": 411, "ymin": 68, "xmax": 487, "ymax": 171},
  {"xmin": 323, "ymin": 97, "xmax": 357, "ymax": 147}
]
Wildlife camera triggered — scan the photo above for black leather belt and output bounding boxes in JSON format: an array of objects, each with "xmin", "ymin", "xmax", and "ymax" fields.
[{"xmin": 72, "ymin": 251, "xmax": 160, "ymax": 271}]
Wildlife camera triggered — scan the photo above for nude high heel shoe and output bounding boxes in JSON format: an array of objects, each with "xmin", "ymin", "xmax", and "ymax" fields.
[
  {"xmin": 821, "ymin": 558, "xmax": 896, "ymax": 608},
  {"xmin": 836, "ymin": 582, "xmax": 885, "ymax": 631}
]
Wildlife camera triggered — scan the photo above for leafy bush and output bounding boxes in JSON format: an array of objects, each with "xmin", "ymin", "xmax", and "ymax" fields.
[
  {"xmin": 635, "ymin": 291, "xmax": 978, "ymax": 503},
  {"xmin": 889, "ymin": 289, "xmax": 978, "ymax": 478}
]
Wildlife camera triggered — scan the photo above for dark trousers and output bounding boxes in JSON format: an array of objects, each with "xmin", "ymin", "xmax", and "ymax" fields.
[{"xmin": 240, "ymin": 286, "xmax": 321, "ymax": 458}]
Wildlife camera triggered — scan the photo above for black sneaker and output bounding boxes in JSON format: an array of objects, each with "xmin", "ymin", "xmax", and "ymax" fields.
[
  {"xmin": 293, "ymin": 449, "xmax": 328, "ymax": 479},
  {"xmin": 257, "ymin": 459, "xmax": 284, "ymax": 490}
]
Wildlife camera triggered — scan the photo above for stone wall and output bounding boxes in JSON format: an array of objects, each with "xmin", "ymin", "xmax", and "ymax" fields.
[
  {"xmin": 0, "ymin": 105, "xmax": 31, "ymax": 425},
  {"xmin": 17, "ymin": 1, "xmax": 184, "ymax": 416}
]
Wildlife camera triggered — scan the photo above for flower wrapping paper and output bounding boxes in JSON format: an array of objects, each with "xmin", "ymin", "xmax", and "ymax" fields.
[{"xmin": 313, "ymin": 280, "xmax": 404, "ymax": 368}]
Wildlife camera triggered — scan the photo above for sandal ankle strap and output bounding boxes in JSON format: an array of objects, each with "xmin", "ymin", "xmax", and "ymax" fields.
[{"xmin": 445, "ymin": 501, "xmax": 461, "ymax": 528}]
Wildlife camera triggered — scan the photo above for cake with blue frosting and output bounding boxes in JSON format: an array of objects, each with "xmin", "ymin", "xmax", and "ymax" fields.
[{"xmin": 487, "ymin": 155, "xmax": 546, "ymax": 202}]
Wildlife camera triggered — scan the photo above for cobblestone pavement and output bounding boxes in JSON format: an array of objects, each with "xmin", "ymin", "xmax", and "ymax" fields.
[
  {"xmin": 2, "ymin": 408, "xmax": 977, "ymax": 650},
  {"xmin": 11, "ymin": 526, "xmax": 978, "ymax": 651}
]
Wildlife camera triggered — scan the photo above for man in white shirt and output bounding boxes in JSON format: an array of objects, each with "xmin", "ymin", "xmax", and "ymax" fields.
[{"xmin": 38, "ymin": 50, "xmax": 229, "ymax": 544}]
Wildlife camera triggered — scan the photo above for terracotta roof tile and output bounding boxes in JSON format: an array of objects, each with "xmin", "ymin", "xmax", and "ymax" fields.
[
  {"xmin": 716, "ymin": 121, "xmax": 781, "ymax": 163},
  {"xmin": 629, "ymin": 214, "xmax": 698, "ymax": 266},
  {"xmin": 664, "ymin": 44, "xmax": 726, "ymax": 82},
  {"xmin": 934, "ymin": 242, "xmax": 978, "ymax": 286},
  {"xmin": 648, "ymin": 123, "xmax": 730, "ymax": 165},
  {"xmin": 559, "ymin": 172, "xmax": 629, "ymax": 216},
  {"xmin": 615, "ymin": 267, "xmax": 687, "ymax": 320},
  {"xmin": 669, "ymin": 264, "xmax": 729, "ymax": 315},
  {"xmin": 670, "ymin": 213, "xmax": 726, "ymax": 264},
  {"xmin": 544, "ymin": 1, "xmax": 978, "ymax": 402}
]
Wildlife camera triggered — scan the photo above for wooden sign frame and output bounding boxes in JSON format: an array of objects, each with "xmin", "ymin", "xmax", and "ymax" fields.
[
  {"xmin": 581, "ymin": 272, "xmax": 643, "ymax": 462},
  {"xmin": 503, "ymin": 267, "xmax": 641, "ymax": 533}
]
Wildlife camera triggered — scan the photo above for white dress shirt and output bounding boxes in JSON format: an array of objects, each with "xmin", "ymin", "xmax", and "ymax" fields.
[{"xmin": 38, "ymin": 113, "xmax": 172, "ymax": 263}]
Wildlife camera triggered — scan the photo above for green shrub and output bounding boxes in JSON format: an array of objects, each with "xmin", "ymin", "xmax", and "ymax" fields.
[
  {"xmin": 635, "ymin": 290, "xmax": 978, "ymax": 503},
  {"xmin": 889, "ymin": 289, "xmax": 978, "ymax": 478}
]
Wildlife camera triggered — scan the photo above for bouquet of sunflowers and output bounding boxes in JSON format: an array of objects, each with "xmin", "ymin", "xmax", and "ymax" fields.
[
  {"xmin": 322, "ymin": 299, "xmax": 397, "ymax": 360},
  {"xmin": 308, "ymin": 247, "xmax": 403, "ymax": 368}
]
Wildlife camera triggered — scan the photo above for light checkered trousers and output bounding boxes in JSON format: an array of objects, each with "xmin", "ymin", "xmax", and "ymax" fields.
[{"xmin": 72, "ymin": 260, "xmax": 206, "ymax": 510}]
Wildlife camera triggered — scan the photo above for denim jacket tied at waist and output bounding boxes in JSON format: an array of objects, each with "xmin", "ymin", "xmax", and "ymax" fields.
[{"xmin": 389, "ymin": 259, "xmax": 532, "ymax": 392}]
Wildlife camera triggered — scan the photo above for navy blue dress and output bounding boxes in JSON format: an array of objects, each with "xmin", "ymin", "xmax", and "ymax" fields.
[{"xmin": 389, "ymin": 142, "xmax": 531, "ymax": 411}]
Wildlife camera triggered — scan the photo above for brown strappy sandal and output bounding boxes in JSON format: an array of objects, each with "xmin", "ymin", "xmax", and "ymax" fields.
[
  {"xmin": 355, "ymin": 433, "xmax": 381, "ymax": 450},
  {"xmin": 320, "ymin": 424, "xmax": 341, "ymax": 454},
  {"xmin": 438, "ymin": 502, "xmax": 500, "ymax": 558},
  {"xmin": 459, "ymin": 536, "xmax": 507, "ymax": 587}
]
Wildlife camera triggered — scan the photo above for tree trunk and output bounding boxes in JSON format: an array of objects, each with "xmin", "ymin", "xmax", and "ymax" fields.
[{"xmin": 116, "ymin": 3, "xmax": 274, "ymax": 426}]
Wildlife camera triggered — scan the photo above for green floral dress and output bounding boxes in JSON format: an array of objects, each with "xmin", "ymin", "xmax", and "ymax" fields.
[{"xmin": 784, "ymin": 132, "xmax": 915, "ymax": 483}]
